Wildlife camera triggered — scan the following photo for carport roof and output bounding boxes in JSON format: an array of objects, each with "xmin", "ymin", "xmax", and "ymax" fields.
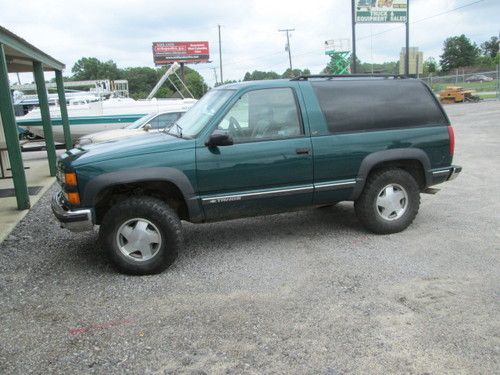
[{"xmin": 0, "ymin": 25, "xmax": 65, "ymax": 72}]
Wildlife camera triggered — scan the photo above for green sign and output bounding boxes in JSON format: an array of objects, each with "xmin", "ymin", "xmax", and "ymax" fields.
[{"xmin": 355, "ymin": 0, "xmax": 408, "ymax": 23}]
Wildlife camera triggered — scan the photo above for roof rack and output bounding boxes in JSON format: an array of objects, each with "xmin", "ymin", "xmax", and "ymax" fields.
[{"xmin": 290, "ymin": 74, "xmax": 409, "ymax": 81}]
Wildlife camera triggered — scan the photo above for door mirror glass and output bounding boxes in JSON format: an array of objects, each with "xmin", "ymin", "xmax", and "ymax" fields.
[{"xmin": 206, "ymin": 130, "xmax": 233, "ymax": 147}]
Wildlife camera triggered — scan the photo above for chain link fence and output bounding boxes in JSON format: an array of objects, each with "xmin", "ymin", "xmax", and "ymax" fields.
[{"xmin": 420, "ymin": 66, "xmax": 500, "ymax": 100}]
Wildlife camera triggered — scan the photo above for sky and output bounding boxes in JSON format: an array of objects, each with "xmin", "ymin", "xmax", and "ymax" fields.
[{"xmin": 1, "ymin": 0, "xmax": 498, "ymax": 87}]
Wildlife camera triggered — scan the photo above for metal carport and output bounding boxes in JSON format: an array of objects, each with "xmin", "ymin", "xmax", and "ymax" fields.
[{"xmin": 0, "ymin": 25, "xmax": 71, "ymax": 210}]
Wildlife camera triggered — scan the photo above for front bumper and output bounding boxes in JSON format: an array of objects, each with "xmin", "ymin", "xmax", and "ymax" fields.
[
  {"xmin": 430, "ymin": 165, "xmax": 462, "ymax": 185},
  {"xmin": 51, "ymin": 191, "xmax": 94, "ymax": 232}
]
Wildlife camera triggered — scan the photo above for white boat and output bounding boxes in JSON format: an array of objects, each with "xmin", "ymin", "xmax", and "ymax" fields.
[
  {"xmin": 17, "ymin": 97, "xmax": 196, "ymax": 143},
  {"xmin": 16, "ymin": 62, "xmax": 197, "ymax": 143}
]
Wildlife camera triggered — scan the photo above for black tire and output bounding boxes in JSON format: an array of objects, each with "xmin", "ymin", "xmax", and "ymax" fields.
[
  {"xmin": 99, "ymin": 196, "xmax": 183, "ymax": 275},
  {"xmin": 354, "ymin": 168, "xmax": 420, "ymax": 234}
]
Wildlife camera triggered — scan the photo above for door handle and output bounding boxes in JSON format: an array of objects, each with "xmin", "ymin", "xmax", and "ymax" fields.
[{"xmin": 295, "ymin": 148, "xmax": 310, "ymax": 155}]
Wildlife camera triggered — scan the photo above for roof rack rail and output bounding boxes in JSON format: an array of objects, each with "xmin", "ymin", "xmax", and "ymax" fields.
[{"xmin": 290, "ymin": 74, "xmax": 409, "ymax": 81}]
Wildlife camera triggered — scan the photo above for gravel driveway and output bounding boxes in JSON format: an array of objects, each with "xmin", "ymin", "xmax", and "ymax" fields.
[{"xmin": 0, "ymin": 101, "xmax": 499, "ymax": 374}]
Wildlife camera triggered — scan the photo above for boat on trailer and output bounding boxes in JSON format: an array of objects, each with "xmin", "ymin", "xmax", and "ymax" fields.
[
  {"xmin": 16, "ymin": 63, "xmax": 197, "ymax": 144},
  {"xmin": 17, "ymin": 97, "xmax": 196, "ymax": 143}
]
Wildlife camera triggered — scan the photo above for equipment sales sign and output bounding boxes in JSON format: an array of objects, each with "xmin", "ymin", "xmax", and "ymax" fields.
[
  {"xmin": 152, "ymin": 42, "xmax": 210, "ymax": 64},
  {"xmin": 355, "ymin": 0, "xmax": 408, "ymax": 23}
]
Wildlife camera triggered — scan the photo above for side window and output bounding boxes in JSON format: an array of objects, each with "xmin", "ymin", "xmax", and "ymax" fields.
[
  {"xmin": 153, "ymin": 113, "xmax": 181, "ymax": 129},
  {"xmin": 148, "ymin": 116, "xmax": 160, "ymax": 129},
  {"xmin": 217, "ymin": 88, "xmax": 302, "ymax": 142},
  {"xmin": 311, "ymin": 81, "xmax": 448, "ymax": 133}
]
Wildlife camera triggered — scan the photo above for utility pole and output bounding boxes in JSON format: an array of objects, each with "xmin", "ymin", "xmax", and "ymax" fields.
[
  {"xmin": 405, "ymin": 0, "xmax": 410, "ymax": 76},
  {"xmin": 279, "ymin": 28, "xmax": 295, "ymax": 71},
  {"xmin": 351, "ymin": 0, "xmax": 357, "ymax": 73},
  {"xmin": 211, "ymin": 67, "xmax": 218, "ymax": 86},
  {"xmin": 218, "ymin": 25, "xmax": 223, "ymax": 84}
]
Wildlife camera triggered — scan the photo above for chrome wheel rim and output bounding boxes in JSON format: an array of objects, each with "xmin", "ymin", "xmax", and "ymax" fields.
[
  {"xmin": 376, "ymin": 183, "xmax": 408, "ymax": 221},
  {"xmin": 116, "ymin": 218, "xmax": 162, "ymax": 261}
]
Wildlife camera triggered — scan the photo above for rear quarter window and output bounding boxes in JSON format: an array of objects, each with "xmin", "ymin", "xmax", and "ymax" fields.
[{"xmin": 311, "ymin": 80, "xmax": 448, "ymax": 133}]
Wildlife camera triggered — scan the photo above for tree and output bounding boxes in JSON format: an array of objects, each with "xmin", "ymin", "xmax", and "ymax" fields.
[
  {"xmin": 358, "ymin": 61, "xmax": 398, "ymax": 74},
  {"xmin": 215, "ymin": 80, "xmax": 238, "ymax": 87},
  {"xmin": 71, "ymin": 58, "xmax": 208, "ymax": 99},
  {"xmin": 180, "ymin": 67, "xmax": 208, "ymax": 98},
  {"xmin": 120, "ymin": 66, "xmax": 159, "ymax": 99},
  {"xmin": 423, "ymin": 57, "xmax": 438, "ymax": 75},
  {"xmin": 480, "ymin": 36, "xmax": 499, "ymax": 58},
  {"xmin": 71, "ymin": 57, "xmax": 121, "ymax": 80},
  {"xmin": 243, "ymin": 70, "xmax": 281, "ymax": 81},
  {"xmin": 439, "ymin": 34, "xmax": 480, "ymax": 72},
  {"xmin": 281, "ymin": 68, "xmax": 310, "ymax": 78}
]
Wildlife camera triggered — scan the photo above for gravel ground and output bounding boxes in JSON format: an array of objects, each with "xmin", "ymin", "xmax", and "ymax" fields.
[{"xmin": 0, "ymin": 101, "xmax": 499, "ymax": 374}]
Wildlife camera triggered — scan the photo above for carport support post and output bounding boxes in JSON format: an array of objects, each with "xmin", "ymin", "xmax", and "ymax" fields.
[
  {"xmin": 33, "ymin": 61, "xmax": 57, "ymax": 176},
  {"xmin": 0, "ymin": 44, "xmax": 30, "ymax": 209},
  {"xmin": 55, "ymin": 70, "xmax": 72, "ymax": 149}
]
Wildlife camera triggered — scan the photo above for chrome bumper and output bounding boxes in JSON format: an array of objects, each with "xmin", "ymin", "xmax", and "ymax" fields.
[
  {"xmin": 430, "ymin": 165, "xmax": 462, "ymax": 185},
  {"xmin": 51, "ymin": 192, "xmax": 94, "ymax": 232},
  {"xmin": 447, "ymin": 166, "xmax": 462, "ymax": 181}
]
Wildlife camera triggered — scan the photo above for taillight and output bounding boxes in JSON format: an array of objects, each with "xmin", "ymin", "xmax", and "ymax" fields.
[{"xmin": 447, "ymin": 125, "xmax": 455, "ymax": 156}]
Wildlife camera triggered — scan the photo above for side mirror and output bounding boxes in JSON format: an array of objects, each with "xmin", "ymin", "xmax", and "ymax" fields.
[
  {"xmin": 143, "ymin": 123, "xmax": 152, "ymax": 131},
  {"xmin": 205, "ymin": 130, "xmax": 233, "ymax": 147}
]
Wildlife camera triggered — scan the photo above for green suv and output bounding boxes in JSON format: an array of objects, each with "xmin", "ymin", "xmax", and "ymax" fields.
[{"xmin": 52, "ymin": 76, "xmax": 461, "ymax": 274}]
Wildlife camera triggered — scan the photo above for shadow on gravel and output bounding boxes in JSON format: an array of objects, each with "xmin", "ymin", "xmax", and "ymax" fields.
[
  {"xmin": 21, "ymin": 202, "xmax": 366, "ymax": 275},
  {"xmin": 180, "ymin": 202, "xmax": 365, "ymax": 256}
]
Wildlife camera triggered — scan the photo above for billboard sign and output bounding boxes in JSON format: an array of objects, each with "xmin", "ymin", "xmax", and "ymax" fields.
[
  {"xmin": 152, "ymin": 41, "xmax": 209, "ymax": 65},
  {"xmin": 355, "ymin": 0, "xmax": 408, "ymax": 23}
]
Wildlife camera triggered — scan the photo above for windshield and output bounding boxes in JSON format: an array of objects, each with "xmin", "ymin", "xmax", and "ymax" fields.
[
  {"xmin": 168, "ymin": 89, "xmax": 234, "ymax": 138},
  {"xmin": 125, "ymin": 113, "xmax": 156, "ymax": 129}
]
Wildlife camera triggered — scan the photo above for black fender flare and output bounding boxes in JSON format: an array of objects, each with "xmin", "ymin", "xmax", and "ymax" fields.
[
  {"xmin": 350, "ymin": 148, "xmax": 432, "ymax": 200},
  {"xmin": 82, "ymin": 167, "xmax": 203, "ymax": 222}
]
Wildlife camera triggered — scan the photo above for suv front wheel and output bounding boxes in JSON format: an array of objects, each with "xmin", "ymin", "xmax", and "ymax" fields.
[
  {"xmin": 354, "ymin": 168, "xmax": 420, "ymax": 234},
  {"xmin": 99, "ymin": 196, "xmax": 183, "ymax": 274}
]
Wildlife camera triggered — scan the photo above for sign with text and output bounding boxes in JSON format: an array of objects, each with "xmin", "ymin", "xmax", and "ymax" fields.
[
  {"xmin": 152, "ymin": 41, "xmax": 209, "ymax": 65},
  {"xmin": 355, "ymin": 0, "xmax": 408, "ymax": 23}
]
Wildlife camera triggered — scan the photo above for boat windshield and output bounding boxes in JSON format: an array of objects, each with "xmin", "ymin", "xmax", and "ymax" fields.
[
  {"xmin": 124, "ymin": 113, "xmax": 156, "ymax": 129},
  {"xmin": 168, "ymin": 89, "xmax": 234, "ymax": 138}
]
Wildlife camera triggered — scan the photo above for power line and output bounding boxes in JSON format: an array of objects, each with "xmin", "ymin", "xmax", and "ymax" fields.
[
  {"xmin": 198, "ymin": 0, "xmax": 486, "ymax": 76},
  {"xmin": 356, "ymin": 0, "xmax": 485, "ymax": 42},
  {"xmin": 270, "ymin": 0, "xmax": 487, "ymax": 66}
]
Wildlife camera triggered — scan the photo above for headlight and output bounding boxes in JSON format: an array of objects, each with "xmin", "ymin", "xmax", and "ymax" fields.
[
  {"xmin": 64, "ymin": 172, "xmax": 78, "ymax": 187},
  {"xmin": 61, "ymin": 171, "xmax": 81, "ymax": 205},
  {"xmin": 77, "ymin": 137, "xmax": 93, "ymax": 146}
]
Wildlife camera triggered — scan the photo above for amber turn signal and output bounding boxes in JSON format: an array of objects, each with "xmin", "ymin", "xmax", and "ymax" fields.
[
  {"xmin": 67, "ymin": 192, "xmax": 81, "ymax": 205},
  {"xmin": 64, "ymin": 172, "xmax": 78, "ymax": 186}
]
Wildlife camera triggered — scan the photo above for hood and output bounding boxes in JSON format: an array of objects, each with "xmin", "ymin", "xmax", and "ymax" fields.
[
  {"xmin": 81, "ymin": 128, "xmax": 146, "ymax": 143},
  {"xmin": 61, "ymin": 132, "xmax": 193, "ymax": 167}
]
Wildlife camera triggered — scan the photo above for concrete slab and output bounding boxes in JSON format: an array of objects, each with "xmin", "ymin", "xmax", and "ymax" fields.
[{"xmin": 0, "ymin": 148, "xmax": 65, "ymax": 243}]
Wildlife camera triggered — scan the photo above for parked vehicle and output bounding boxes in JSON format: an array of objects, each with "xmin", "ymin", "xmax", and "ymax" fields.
[
  {"xmin": 77, "ymin": 109, "xmax": 186, "ymax": 146},
  {"xmin": 17, "ymin": 98, "xmax": 196, "ymax": 143},
  {"xmin": 464, "ymin": 74, "xmax": 493, "ymax": 83},
  {"xmin": 52, "ymin": 76, "xmax": 461, "ymax": 275},
  {"xmin": 439, "ymin": 86, "xmax": 481, "ymax": 103}
]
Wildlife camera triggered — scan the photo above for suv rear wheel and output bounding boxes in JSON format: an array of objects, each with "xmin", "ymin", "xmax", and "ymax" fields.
[
  {"xmin": 99, "ymin": 196, "xmax": 183, "ymax": 274},
  {"xmin": 354, "ymin": 168, "xmax": 420, "ymax": 234}
]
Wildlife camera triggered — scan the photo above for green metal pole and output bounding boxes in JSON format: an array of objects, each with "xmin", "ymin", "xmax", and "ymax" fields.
[
  {"xmin": 55, "ymin": 70, "xmax": 72, "ymax": 149},
  {"xmin": 33, "ymin": 61, "xmax": 57, "ymax": 176},
  {"xmin": 0, "ymin": 44, "xmax": 30, "ymax": 209}
]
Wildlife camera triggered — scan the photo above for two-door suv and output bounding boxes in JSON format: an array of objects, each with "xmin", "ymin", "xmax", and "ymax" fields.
[{"xmin": 52, "ymin": 75, "xmax": 461, "ymax": 274}]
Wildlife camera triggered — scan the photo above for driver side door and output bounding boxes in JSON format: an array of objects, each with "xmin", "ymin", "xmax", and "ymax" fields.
[{"xmin": 196, "ymin": 87, "xmax": 313, "ymax": 221}]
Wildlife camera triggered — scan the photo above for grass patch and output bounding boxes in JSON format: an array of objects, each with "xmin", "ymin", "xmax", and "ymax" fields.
[
  {"xmin": 430, "ymin": 80, "xmax": 498, "ymax": 93},
  {"xmin": 477, "ymin": 93, "xmax": 498, "ymax": 99}
]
